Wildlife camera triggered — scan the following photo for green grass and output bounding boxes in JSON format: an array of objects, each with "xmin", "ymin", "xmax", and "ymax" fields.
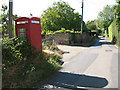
[
  {"xmin": 3, "ymin": 54, "xmax": 61, "ymax": 88},
  {"xmin": 2, "ymin": 37, "xmax": 62, "ymax": 88}
]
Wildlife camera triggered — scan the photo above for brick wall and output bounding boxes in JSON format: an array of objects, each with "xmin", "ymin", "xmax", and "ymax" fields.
[
  {"xmin": 45, "ymin": 33, "xmax": 70, "ymax": 44},
  {"xmin": 45, "ymin": 32, "xmax": 91, "ymax": 44}
]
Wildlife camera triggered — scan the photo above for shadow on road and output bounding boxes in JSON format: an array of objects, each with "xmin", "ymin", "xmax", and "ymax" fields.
[
  {"xmin": 38, "ymin": 71, "xmax": 108, "ymax": 89},
  {"xmin": 58, "ymin": 37, "xmax": 114, "ymax": 48},
  {"xmin": 62, "ymin": 51, "xmax": 70, "ymax": 54},
  {"xmin": 93, "ymin": 37, "xmax": 113, "ymax": 47}
]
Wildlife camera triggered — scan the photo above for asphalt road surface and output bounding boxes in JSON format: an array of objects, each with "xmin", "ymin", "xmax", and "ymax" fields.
[{"xmin": 37, "ymin": 36, "xmax": 118, "ymax": 89}]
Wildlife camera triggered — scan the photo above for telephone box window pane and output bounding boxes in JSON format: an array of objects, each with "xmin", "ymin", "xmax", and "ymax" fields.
[
  {"xmin": 20, "ymin": 33, "xmax": 25, "ymax": 37},
  {"xmin": 17, "ymin": 21, "xmax": 28, "ymax": 24},
  {"xmin": 18, "ymin": 28, "xmax": 26, "ymax": 40},
  {"xmin": 31, "ymin": 21, "xmax": 40, "ymax": 24},
  {"xmin": 19, "ymin": 28, "xmax": 26, "ymax": 32},
  {"xmin": 19, "ymin": 33, "xmax": 26, "ymax": 40}
]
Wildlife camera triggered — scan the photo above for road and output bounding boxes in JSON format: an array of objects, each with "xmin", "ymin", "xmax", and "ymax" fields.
[{"xmin": 37, "ymin": 36, "xmax": 118, "ymax": 89}]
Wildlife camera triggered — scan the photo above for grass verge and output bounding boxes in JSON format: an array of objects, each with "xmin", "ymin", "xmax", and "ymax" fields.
[
  {"xmin": 3, "ymin": 53, "xmax": 62, "ymax": 88},
  {"xmin": 2, "ymin": 37, "xmax": 62, "ymax": 88}
]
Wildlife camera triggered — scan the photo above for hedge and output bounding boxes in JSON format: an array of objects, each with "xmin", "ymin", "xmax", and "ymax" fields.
[{"xmin": 108, "ymin": 20, "xmax": 119, "ymax": 44}]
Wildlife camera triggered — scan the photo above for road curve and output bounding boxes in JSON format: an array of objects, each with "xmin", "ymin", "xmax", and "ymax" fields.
[{"xmin": 37, "ymin": 36, "xmax": 118, "ymax": 89}]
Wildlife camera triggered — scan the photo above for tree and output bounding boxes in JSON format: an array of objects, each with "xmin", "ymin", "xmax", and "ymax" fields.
[
  {"xmin": 112, "ymin": 4, "xmax": 118, "ymax": 19},
  {"xmin": 40, "ymin": 1, "xmax": 83, "ymax": 32},
  {"xmin": 95, "ymin": 5, "xmax": 114, "ymax": 36},
  {"xmin": 86, "ymin": 20, "xmax": 102, "ymax": 35},
  {"xmin": 115, "ymin": 1, "xmax": 120, "ymax": 45},
  {"xmin": 113, "ymin": 1, "xmax": 120, "ymax": 23},
  {"xmin": 116, "ymin": 0, "xmax": 120, "ymax": 3},
  {"xmin": 0, "ymin": 4, "xmax": 19, "ymax": 36},
  {"xmin": 86, "ymin": 20, "xmax": 96, "ymax": 30},
  {"xmin": 1, "ymin": 5, "xmax": 8, "ymax": 36}
]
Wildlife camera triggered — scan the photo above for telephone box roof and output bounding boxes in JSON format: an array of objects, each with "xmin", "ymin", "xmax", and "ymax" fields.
[{"xmin": 15, "ymin": 17, "xmax": 40, "ymax": 21}]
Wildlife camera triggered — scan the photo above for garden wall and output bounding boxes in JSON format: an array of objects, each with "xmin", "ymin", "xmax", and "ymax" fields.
[
  {"xmin": 45, "ymin": 33, "xmax": 70, "ymax": 44},
  {"xmin": 45, "ymin": 32, "xmax": 92, "ymax": 45}
]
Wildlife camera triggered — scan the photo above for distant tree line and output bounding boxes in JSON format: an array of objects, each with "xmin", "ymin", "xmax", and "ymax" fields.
[{"xmin": 86, "ymin": 0, "xmax": 119, "ymax": 36}]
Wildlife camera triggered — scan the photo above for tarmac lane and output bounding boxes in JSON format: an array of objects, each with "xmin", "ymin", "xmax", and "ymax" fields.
[{"xmin": 37, "ymin": 36, "xmax": 118, "ymax": 89}]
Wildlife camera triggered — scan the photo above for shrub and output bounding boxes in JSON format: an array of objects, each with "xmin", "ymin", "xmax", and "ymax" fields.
[
  {"xmin": 41, "ymin": 30, "xmax": 46, "ymax": 35},
  {"xmin": 66, "ymin": 30, "xmax": 74, "ymax": 33},
  {"xmin": 2, "ymin": 37, "xmax": 61, "ymax": 88},
  {"xmin": 3, "ymin": 53, "xmax": 61, "ymax": 88},
  {"xmin": 108, "ymin": 20, "xmax": 119, "ymax": 44},
  {"xmin": 54, "ymin": 29, "xmax": 75, "ymax": 34},
  {"xmin": 2, "ymin": 37, "xmax": 35, "ymax": 70},
  {"xmin": 54, "ymin": 30, "xmax": 64, "ymax": 34},
  {"xmin": 46, "ymin": 30, "xmax": 54, "ymax": 35},
  {"xmin": 74, "ymin": 31, "xmax": 81, "ymax": 33}
]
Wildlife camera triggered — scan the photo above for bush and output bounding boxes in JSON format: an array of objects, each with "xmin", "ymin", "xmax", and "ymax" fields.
[
  {"xmin": 47, "ymin": 30, "xmax": 54, "ymax": 35},
  {"xmin": 3, "ymin": 53, "xmax": 61, "ymax": 88},
  {"xmin": 41, "ymin": 30, "xmax": 46, "ymax": 35},
  {"xmin": 2, "ymin": 37, "xmax": 35, "ymax": 69},
  {"xmin": 66, "ymin": 30, "xmax": 74, "ymax": 33},
  {"xmin": 54, "ymin": 28, "xmax": 75, "ymax": 34},
  {"xmin": 108, "ymin": 20, "xmax": 119, "ymax": 44},
  {"xmin": 74, "ymin": 31, "xmax": 81, "ymax": 33},
  {"xmin": 2, "ymin": 37, "xmax": 61, "ymax": 88},
  {"xmin": 54, "ymin": 30, "xmax": 64, "ymax": 34},
  {"xmin": 42, "ymin": 28, "xmax": 83, "ymax": 35}
]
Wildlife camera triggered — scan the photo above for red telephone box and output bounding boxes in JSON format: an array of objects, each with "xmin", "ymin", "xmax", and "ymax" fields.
[{"xmin": 15, "ymin": 17, "xmax": 42, "ymax": 51}]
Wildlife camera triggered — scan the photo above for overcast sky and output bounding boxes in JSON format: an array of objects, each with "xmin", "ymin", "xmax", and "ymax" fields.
[{"xmin": 1, "ymin": 0, "xmax": 117, "ymax": 22}]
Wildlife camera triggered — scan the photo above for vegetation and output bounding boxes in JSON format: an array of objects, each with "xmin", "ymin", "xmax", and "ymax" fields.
[
  {"xmin": 85, "ymin": 20, "xmax": 101, "ymax": 36},
  {"xmin": 95, "ymin": 5, "xmax": 114, "ymax": 36},
  {"xmin": 86, "ymin": 20, "xmax": 96, "ymax": 31},
  {"xmin": 108, "ymin": 1, "xmax": 120, "ymax": 46},
  {"xmin": 2, "ymin": 37, "xmax": 61, "ymax": 88},
  {"xmin": 108, "ymin": 20, "xmax": 118, "ymax": 44},
  {"xmin": 1, "ymin": 1, "xmax": 97, "ymax": 88},
  {"xmin": 95, "ymin": 1, "xmax": 120, "ymax": 46},
  {"xmin": 0, "ymin": 4, "xmax": 18, "ymax": 37},
  {"xmin": 42, "ymin": 28, "xmax": 82, "ymax": 35},
  {"xmin": 40, "ymin": 1, "xmax": 86, "ymax": 34},
  {"xmin": 1, "ymin": 5, "xmax": 8, "ymax": 36}
]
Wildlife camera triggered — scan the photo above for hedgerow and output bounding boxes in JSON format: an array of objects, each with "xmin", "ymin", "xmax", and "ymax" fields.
[{"xmin": 108, "ymin": 20, "xmax": 119, "ymax": 45}]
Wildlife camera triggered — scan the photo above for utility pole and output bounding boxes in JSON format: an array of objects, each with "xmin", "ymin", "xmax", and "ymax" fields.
[
  {"xmin": 8, "ymin": 0, "xmax": 13, "ymax": 38},
  {"xmin": 81, "ymin": 0, "xmax": 84, "ymax": 35}
]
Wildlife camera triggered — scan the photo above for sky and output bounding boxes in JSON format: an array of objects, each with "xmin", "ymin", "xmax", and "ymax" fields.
[{"xmin": 0, "ymin": 0, "xmax": 117, "ymax": 22}]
